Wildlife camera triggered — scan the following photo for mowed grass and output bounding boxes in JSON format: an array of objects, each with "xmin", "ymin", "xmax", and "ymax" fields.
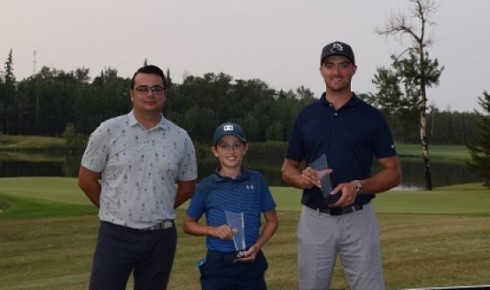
[
  {"xmin": 395, "ymin": 143, "xmax": 471, "ymax": 161},
  {"xmin": 0, "ymin": 135, "xmax": 66, "ymax": 150},
  {"xmin": 1, "ymin": 177, "xmax": 490, "ymax": 289}
]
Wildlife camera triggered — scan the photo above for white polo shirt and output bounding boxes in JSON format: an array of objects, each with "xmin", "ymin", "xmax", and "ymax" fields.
[{"xmin": 81, "ymin": 110, "xmax": 197, "ymax": 229}]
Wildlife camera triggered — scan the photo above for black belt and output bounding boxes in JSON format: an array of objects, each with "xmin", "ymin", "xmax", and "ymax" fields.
[
  {"xmin": 207, "ymin": 250, "xmax": 247, "ymax": 262},
  {"xmin": 100, "ymin": 220, "xmax": 174, "ymax": 232},
  {"xmin": 139, "ymin": 220, "xmax": 174, "ymax": 231},
  {"xmin": 311, "ymin": 204, "xmax": 364, "ymax": 216}
]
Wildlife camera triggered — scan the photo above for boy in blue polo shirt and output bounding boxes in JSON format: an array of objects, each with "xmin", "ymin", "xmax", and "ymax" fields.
[{"xmin": 183, "ymin": 122, "xmax": 279, "ymax": 290}]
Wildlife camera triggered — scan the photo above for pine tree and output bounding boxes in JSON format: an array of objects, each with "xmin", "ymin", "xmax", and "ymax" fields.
[
  {"xmin": 4, "ymin": 49, "xmax": 15, "ymax": 84},
  {"xmin": 466, "ymin": 91, "xmax": 490, "ymax": 188}
]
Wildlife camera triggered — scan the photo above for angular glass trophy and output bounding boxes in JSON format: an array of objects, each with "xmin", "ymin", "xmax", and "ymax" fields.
[
  {"xmin": 310, "ymin": 153, "xmax": 340, "ymax": 204},
  {"xmin": 224, "ymin": 210, "xmax": 247, "ymax": 258}
]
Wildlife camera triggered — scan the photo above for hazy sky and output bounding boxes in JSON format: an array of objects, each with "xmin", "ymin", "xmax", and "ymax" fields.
[{"xmin": 1, "ymin": 0, "xmax": 489, "ymax": 112}]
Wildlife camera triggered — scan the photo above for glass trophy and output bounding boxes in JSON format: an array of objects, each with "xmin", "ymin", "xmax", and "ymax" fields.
[
  {"xmin": 310, "ymin": 154, "xmax": 340, "ymax": 204},
  {"xmin": 224, "ymin": 210, "xmax": 247, "ymax": 258}
]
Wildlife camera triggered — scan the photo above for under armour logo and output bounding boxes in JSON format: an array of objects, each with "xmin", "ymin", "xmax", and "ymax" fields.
[
  {"xmin": 246, "ymin": 185, "xmax": 254, "ymax": 190},
  {"xmin": 223, "ymin": 125, "xmax": 234, "ymax": 132},
  {"xmin": 331, "ymin": 43, "xmax": 344, "ymax": 53}
]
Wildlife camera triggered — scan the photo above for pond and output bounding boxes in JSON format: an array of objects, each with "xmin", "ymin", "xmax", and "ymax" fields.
[{"xmin": 0, "ymin": 151, "xmax": 482, "ymax": 189}]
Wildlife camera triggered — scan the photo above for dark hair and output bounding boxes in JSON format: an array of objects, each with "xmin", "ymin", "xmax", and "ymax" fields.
[{"xmin": 130, "ymin": 65, "xmax": 166, "ymax": 89}]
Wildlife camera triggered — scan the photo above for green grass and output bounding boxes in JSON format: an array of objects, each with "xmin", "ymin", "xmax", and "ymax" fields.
[
  {"xmin": 395, "ymin": 143, "xmax": 470, "ymax": 160},
  {"xmin": 0, "ymin": 193, "xmax": 96, "ymax": 219},
  {"xmin": 0, "ymin": 151, "xmax": 66, "ymax": 162},
  {"xmin": 373, "ymin": 183, "xmax": 490, "ymax": 216},
  {"xmin": 0, "ymin": 177, "xmax": 95, "ymax": 219},
  {"xmin": 2, "ymin": 178, "xmax": 488, "ymax": 217},
  {"xmin": 1, "ymin": 177, "xmax": 490, "ymax": 289},
  {"xmin": 0, "ymin": 135, "xmax": 66, "ymax": 150},
  {"xmin": 0, "ymin": 177, "xmax": 88, "ymax": 206},
  {"xmin": 0, "ymin": 134, "xmax": 471, "ymax": 161}
]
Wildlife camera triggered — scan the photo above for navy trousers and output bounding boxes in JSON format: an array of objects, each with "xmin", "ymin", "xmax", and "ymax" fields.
[
  {"xmin": 89, "ymin": 221, "xmax": 177, "ymax": 290},
  {"xmin": 199, "ymin": 250, "xmax": 268, "ymax": 290}
]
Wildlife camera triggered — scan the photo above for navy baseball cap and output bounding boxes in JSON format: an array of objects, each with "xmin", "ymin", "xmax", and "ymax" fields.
[
  {"xmin": 320, "ymin": 41, "xmax": 355, "ymax": 65},
  {"xmin": 212, "ymin": 122, "xmax": 247, "ymax": 145}
]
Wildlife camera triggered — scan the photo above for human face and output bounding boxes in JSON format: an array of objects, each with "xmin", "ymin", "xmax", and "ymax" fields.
[
  {"xmin": 130, "ymin": 73, "xmax": 166, "ymax": 114},
  {"xmin": 320, "ymin": 55, "xmax": 357, "ymax": 93},
  {"xmin": 211, "ymin": 135, "xmax": 248, "ymax": 170}
]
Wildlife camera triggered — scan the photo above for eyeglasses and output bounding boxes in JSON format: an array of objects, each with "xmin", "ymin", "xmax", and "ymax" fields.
[{"xmin": 134, "ymin": 86, "xmax": 165, "ymax": 95}]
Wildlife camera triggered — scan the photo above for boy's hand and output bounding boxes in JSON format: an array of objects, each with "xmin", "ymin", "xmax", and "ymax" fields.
[
  {"xmin": 209, "ymin": 225, "xmax": 237, "ymax": 240},
  {"xmin": 234, "ymin": 245, "xmax": 258, "ymax": 263}
]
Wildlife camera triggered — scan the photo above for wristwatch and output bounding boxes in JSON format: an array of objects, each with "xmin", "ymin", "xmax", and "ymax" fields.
[{"xmin": 351, "ymin": 180, "xmax": 363, "ymax": 195}]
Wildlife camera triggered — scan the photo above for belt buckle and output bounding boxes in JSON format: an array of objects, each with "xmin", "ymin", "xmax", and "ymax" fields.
[
  {"xmin": 329, "ymin": 207, "xmax": 343, "ymax": 216},
  {"xmin": 162, "ymin": 220, "xmax": 173, "ymax": 229}
]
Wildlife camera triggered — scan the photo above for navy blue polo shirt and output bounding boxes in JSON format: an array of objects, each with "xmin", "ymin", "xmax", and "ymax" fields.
[
  {"xmin": 285, "ymin": 92, "xmax": 397, "ymax": 210},
  {"xmin": 186, "ymin": 167, "xmax": 276, "ymax": 252}
]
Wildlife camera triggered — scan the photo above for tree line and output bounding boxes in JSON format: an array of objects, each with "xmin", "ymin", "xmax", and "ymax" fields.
[
  {"xmin": 1, "ymin": 48, "xmax": 489, "ymax": 187},
  {"xmin": 3, "ymin": 0, "xmax": 488, "ymax": 187},
  {"xmin": 0, "ymin": 56, "xmax": 480, "ymax": 147}
]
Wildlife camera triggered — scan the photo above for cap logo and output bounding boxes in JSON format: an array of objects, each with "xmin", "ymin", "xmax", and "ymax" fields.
[
  {"xmin": 331, "ymin": 43, "xmax": 344, "ymax": 53},
  {"xmin": 223, "ymin": 124, "xmax": 234, "ymax": 132}
]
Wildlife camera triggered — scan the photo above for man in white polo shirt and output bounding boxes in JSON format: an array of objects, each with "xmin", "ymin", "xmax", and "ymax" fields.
[{"xmin": 78, "ymin": 64, "xmax": 197, "ymax": 290}]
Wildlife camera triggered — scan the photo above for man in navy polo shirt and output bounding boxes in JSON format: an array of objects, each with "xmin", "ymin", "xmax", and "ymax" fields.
[
  {"xmin": 184, "ymin": 122, "xmax": 278, "ymax": 290},
  {"xmin": 282, "ymin": 41, "xmax": 401, "ymax": 290}
]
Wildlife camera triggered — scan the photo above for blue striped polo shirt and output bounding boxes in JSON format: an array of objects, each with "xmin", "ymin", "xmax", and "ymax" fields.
[{"xmin": 186, "ymin": 167, "xmax": 277, "ymax": 252}]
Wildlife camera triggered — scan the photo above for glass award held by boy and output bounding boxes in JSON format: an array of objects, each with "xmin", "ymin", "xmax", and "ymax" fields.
[{"xmin": 224, "ymin": 210, "xmax": 247, "ymax": 258}]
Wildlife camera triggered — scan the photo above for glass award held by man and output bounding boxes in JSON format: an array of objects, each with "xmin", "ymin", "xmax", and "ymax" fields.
[
  {"xmin": 224, "ymin": 210, "xmax": 247, "ymax": 258},
  {"xmin": 310, "ymin": 153, "xmax": 341, "ymax": 204}
]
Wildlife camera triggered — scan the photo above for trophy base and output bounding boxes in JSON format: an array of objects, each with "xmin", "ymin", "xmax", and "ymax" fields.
[
  {"xmin": 235, "ymin": 250, "xmax": 247, "ymax": 258},
  {"xmin": 325, "ymin": 192, "xmax": 342, "ymax": 204}
]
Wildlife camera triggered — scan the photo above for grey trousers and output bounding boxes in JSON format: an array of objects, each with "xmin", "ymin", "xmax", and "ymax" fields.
[{"xmin": 297, "ymin": 203, "xmax": 385, "ymax": 290}]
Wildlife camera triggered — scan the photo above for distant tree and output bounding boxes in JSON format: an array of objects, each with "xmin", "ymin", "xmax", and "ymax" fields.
[
  {"xmin": 372, "ymin": 0, "xmax": 444, "ymax": 190},
  {"xmin": 466, "ymin": 91, "xmax": 490, "ymax": 188},
  {"xmin": 166, "ymin": 68, "xmax": 173, "ymax": 89},
  {"xmin": 1, "ymin": 49, "xmax": 17, "ymax": 134},
  {"xmin": 74, "ymin": 67, "xmax": 91, "ymax": 84},
  {"xmin": 427, "ymin": 110, "xmax": 478, "ymax": 145},
  {"xmin": 239, "ymin": 114, "xmax": 260, "ymax": 142},
  {"xmin": 183, "ymin": 106, "xmax": 217, "ymax": 142},
  {"xmin": 91, "ymin": 67, "xmax": 130, "ymax": 122},
  {"xmin": 4, "ymin": 49, "xmax": 15, "ymax": 84},
  {"xmin": 62, "ymin": 122, "xmax": 86, "ymax": 151},
  {"xmin": 18, "ymin": 67, "xmax": 81, "ymax": 135},
  {"xmin": 265, "ymin": 121, "xmax": 283, "ymax": 141},
  {"xmin": 274, "ymin": 87, "xmax": 316, "ymax": 141}
]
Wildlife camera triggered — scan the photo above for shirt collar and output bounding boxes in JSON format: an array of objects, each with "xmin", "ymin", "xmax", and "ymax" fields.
[
  {"xmin": 212, "ymin": 166, "xmax": 250, "ymax": 182},
  {"xmin": 319, "ymin": 92, "xmax": 360, "ymax": 108},
  {"xmin": 127, "ymin": 110, "xmax": 166, "ymax": 130}
]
